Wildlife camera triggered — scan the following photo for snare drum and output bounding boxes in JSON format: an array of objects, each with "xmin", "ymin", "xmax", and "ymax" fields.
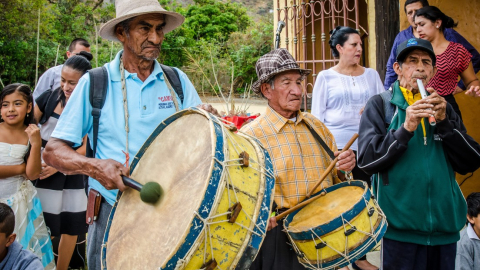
[
  {"xmin": 284, "ymin": 180, "xmax": 387, "ymax": 270},
  {"xmin": 101, "ymin": 108, "xmax": 275, "ymax": 270}
]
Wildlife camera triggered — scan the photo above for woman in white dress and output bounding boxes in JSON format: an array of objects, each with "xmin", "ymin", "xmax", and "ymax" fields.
[{"xmin": 312, "ymin": 26, "xmax": 384, "ymax": 270}]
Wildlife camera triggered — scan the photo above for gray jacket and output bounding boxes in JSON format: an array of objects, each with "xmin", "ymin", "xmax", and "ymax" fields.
[
  {"xmin": 456, "ymin": 224, "xmax": 480, "ymax": 270},
  {"xmin": 0, "ymin": 241, "xmax": 44, "ymax": 270}
]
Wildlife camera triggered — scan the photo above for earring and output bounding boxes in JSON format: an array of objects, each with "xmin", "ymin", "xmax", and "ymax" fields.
[
  {"xmin": 436, "ymin": 26, "xmax": 439, "ymax": 28},
  {"xmin": 27, "ymin": 113, "xmax": 29, "ymax": 117}
]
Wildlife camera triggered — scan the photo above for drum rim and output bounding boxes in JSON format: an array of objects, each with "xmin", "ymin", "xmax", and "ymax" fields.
[
  {"xmin": 293, "ymin": 218, "xmax": 387, "ymax": 269},
  {"xmin": 284, "ymin": 180, "xmax": 372, "ymax": 240},
  {"xmin": 233, "ymin": 132, "xmax": 276, "ymax": 269}
]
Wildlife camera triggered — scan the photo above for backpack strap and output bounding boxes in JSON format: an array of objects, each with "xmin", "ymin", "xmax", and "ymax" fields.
[
  {"xmin": 380, "ymin": 89, "xmax": 395, "ymax": 126},
  {"xmin": 87, "ymin": 66, "xmax": 108, "ymax": 158},
  {"xmin": 160, "ymin": 64, "xmax": 184, "ymax": 104},
  {"xmin": 379, "ymin": 88, "xmax": 396, "ymax": 186}
]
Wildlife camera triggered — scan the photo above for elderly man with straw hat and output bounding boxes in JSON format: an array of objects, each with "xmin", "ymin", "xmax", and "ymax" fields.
[
  {"xmin": 240, "ymin": 48, "xmax": 355, "ymax": 270},
  {"xmin": 42, "ymin": 1, "xmax": 212, "ymax": 269}
]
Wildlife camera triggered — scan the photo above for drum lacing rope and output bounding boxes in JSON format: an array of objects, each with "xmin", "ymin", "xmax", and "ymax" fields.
[
  {"xmin": 210, "ymin": 115, "xmax": 275, "ymax": 178},
  {"xmin": 285, "ymin": 192, "xmax": 388, "ymax": 270},
  {"xmin": 364, "ymin": 196, "xmax": 375, "ymax": 241},
  {"xmin": 192, "ymin": 210, "xmax": 261, "ymax": 270},
  {"xmin": 213, "ymin": 157, "xmax": 274, "ymax": 181},
  {"xmin": 224, "ymin": 168, "xmax": 267, "ymax": 236},
  {"xmin": 223, "ymin": 129, "xmax": 275, "ymax": 179},
  {"xmin": 188, "ymin": 158, "xmax": 265, "ymax": 268},
  {"xmin": 287, "ymin": 219, "xmax": 385, "ymax": 270},
  {"xmin": 182, "ymin": 113, "xmax": 271, "ymax": 269}
]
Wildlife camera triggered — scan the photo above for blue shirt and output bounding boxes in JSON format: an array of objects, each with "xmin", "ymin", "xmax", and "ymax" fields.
[
  {"xmin": 384, "ymin": 26, "xmax": 480, "ymax": 90},
  {"xmin": 51, "ymin": 50, "xmax": 202, "ymax": 205}
]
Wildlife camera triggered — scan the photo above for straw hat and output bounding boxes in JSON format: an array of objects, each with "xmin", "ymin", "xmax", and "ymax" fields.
[
  {"xmin": 99, "ymin": 0, "xmax": 185, "ymax": 42},
  {"xmin": 252, "ymin": 49, "xmax": 311, "ymax": 94}
]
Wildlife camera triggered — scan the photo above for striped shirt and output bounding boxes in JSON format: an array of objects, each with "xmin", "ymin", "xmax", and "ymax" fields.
[
  {"xmin": 240, "ymin": 106, "xmax": 343, "ymax": 209},
  {"xmin": 427, "ymin": 42, "xmax": 472, "ymax": 96}
]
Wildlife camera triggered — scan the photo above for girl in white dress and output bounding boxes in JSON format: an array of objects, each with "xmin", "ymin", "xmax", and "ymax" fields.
[{"xmin": 0, "ymin": 83, "xmax": 55, "ymax": 269}]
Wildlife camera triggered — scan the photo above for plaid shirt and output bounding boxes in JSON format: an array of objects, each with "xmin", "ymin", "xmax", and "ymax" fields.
[{"xmin": 240, "ymin": 106, "xmax": 342, "ymax": 209}]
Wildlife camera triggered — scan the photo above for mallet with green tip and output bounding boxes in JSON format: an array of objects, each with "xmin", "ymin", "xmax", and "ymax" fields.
[{"xmin": 121, "ymin": 176, "xmax": 163, "ymax": 204}]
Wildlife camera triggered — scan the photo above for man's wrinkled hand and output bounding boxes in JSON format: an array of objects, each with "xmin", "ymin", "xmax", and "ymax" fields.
[
  {"xmin": 89, "ymin": 159, "xmax": 128, "ymax": 191},
  {"xmin": 334, "ymin": 149, "xmax": 355, "ymax": 172},
  {"xmin": 425, "ymin": 89, "xmax": 447, "ymax": 121},
  {"xmin": 404, "ymin": 99, "xmax": 434, "ymax": 132},
  {"xmin": 267, "ymin": 216, "xmax": 278, "ymax": 231},
  {"xmin": 197, "ymin": 104, "xmax": 221, "ymax": 117}
]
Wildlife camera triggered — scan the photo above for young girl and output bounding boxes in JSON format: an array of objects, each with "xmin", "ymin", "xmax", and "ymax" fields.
[
  {"xmin": 0, "ymin": 83, "xmax": 56, "ymax": 269},
  {"xmin": 33, "ymin": 52, "xmax": 92, "ymax": 270}
]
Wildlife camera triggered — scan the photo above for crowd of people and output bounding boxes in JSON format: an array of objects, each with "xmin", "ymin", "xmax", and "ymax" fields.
[{"xmin": 1, "ymin": 0, "xmax": 480, "ymax": 269}]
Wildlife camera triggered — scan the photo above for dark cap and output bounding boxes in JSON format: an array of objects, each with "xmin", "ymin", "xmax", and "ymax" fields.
[{"xmin": 396, "ymin": 38, "xmax": 436, "ymax": 66}]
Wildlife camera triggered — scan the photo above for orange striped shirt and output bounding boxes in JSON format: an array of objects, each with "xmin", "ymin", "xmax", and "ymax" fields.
[{"xmin": 240, "ymin": 106, "xmax": 344, "ymax": 209}]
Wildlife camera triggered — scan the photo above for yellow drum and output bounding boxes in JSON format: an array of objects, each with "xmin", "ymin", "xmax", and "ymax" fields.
[
  {"xmin": 284, "ymin": 180, "xmax": 387, "ymax": 269},
  {"xmin": 101, "ymin": 108, "xmax": 275, "ymax": 270}
]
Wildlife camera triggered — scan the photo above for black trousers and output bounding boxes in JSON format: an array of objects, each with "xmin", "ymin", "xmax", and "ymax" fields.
[
  {"xmin": 381, "ymin": 238, "xmax": 456, "ymax": 270},
  {"xmin": 250, "ymin": 219, "xmax": 306, "ymax": 270}
]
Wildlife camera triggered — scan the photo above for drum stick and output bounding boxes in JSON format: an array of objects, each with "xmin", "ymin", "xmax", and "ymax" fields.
[
  {"xmin": 306, "ymin": 133, "xmax": 359, "ymax": 198},
  {"xmin": 417, "ymin": 79, "xmax": 436, "ymax": 126},
  {"xmin": 122, "ymin": 176, "xmax": 163, "ymax": 204},
  {"xmin": 275, "ymin": 191, "xmax": 326, "ymax": 221}
]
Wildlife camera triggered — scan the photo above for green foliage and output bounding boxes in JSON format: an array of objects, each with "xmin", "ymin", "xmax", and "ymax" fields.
[
  {"xmin": 161, "ymin": 0, "xmax": 272, "ymax": 94},
  {"xmin": 185, "ymin": 0, "xmax": 250, "ymax": 41},
  {"xmin": 0, "ymin": 0, "xmax": 116, "ymax": 89},
  {"xmin": 0, "ymin": 0, "xmax": 272, "ymax": 94},
  {"xmin": 228, "ymin": 19, "xmax": 274, "ymax": 91}
]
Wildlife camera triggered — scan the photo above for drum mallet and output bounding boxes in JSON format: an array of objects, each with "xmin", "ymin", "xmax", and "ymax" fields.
[
  {"xmin": 275, "ymin": 191, "xmax": 327, "ymax": 221},
  {"xmin": 122, "ymin": 176, "xmax": 163, "ymax": 204},
  {"xmin": 307, "ymin": 133, "xmax": 359, "ymax": 198}
]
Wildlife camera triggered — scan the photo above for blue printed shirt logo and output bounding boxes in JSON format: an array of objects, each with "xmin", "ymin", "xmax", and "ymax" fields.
[{"xmin": 407, "ymin": 39, "xmax": 418, "ymax": 47}]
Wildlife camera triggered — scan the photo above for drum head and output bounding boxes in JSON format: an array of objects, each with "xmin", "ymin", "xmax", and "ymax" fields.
[
  {"xmin": 288, "ymin": 185, "xmax": 364, "ymax": 231},
  {"xmin": 106, "ymin": 113, "xmax": 215, "ymax": 269}
]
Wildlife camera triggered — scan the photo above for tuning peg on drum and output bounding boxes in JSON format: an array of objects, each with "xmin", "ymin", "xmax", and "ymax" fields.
[{"xmin": 121, "ymin": 176, "xmax": 163, "ymax": 204}]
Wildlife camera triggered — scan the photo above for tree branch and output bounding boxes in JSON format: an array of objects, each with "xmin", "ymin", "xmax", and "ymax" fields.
[{"xmin": 92, "ymin": 0, "xmax": 104, "ymax": 11}]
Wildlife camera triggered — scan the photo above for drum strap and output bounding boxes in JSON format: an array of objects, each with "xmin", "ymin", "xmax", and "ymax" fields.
[{"xmin": 305, "ymin": 123, "xmax": 335, "ymax": 160}]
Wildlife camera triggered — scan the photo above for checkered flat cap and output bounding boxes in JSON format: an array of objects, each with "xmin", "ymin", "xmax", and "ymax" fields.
[{"xmin": 252, "ymin": 48, "xmax": 311, "ymax": 93}]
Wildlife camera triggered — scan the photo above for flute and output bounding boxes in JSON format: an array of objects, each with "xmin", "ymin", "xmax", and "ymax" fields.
[{"xmin": 417, "ymin": 79, "xmax": 436, "ymax": 126}]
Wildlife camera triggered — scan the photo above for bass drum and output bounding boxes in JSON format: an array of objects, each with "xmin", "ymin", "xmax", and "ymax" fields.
[{"xmin": 101, "ymin": 108, "xmax": 275, "ymax": 270}]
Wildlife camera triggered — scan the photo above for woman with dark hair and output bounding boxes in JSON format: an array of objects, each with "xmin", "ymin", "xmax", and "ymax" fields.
[
  {"xmin": 415, "ymin": 6, "xmax": 480, "ymax": 118},
  {"xmin": 33, "ymin": 51, "xmax": 92, "ymax": 270},
  {"xmin": 311, "ymin": 26, "xmax": 383, "ymax": 270}
]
